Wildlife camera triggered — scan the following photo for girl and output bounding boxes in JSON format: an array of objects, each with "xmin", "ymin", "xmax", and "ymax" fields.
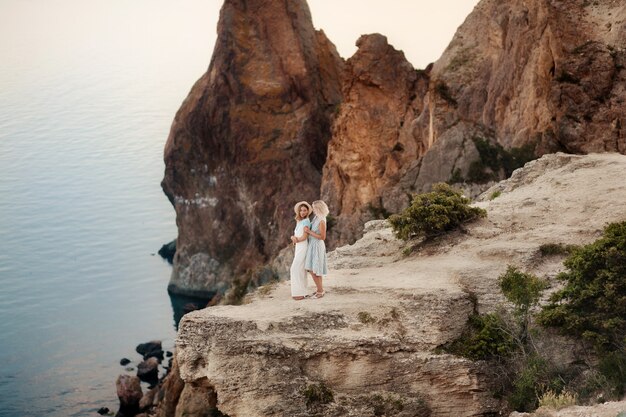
[
  {"xmin": 305, "ymin": 200, "xmax": 329, "ymax": 299},
  {"xmin": 290, "ymin": 201, "xmax": 311, "ymax": 300}
]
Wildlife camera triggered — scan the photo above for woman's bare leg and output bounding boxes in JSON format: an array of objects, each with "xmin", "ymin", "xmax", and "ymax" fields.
[{"xmin": 311, "ymin": 273, "xmax": 324, "ymax": 293}]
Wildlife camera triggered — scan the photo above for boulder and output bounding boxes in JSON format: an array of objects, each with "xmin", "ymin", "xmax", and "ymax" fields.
[
  {"xmin": 115, "ymin": 375, "xmax": 142, "ymax": 416},
  {"xmin": 137, "ymin": 357, "xmax": 159, "ymax": 383}
]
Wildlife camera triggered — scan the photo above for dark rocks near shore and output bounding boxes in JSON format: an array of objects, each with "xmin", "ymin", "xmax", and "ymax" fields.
[
  {"xmin": 108, "ymin": 340, "xmax": 175, "ymax": 417},
  {"xmin": 137, "ymin": 357, "xmax": 159, "ymax": 384},
  {"xmin": 115, "ymin": 375, "xmax": 142, "ymax": 417},
  {"xmin": 157, "ymin": 240, "xmax": 176, "ymax": 264},
  {"xmin": 135, "ymin": 340, "xmax": 163, "ymax": 361}
]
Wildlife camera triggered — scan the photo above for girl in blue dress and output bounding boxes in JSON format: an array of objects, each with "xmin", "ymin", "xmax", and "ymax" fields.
[{"xmin": 305, "ymin": 200, "xmax": 329, "ymax": 299}]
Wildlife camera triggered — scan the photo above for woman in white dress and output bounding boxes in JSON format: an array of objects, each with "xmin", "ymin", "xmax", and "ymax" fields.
[
  {"xmin": 290, "ymin": 201, "xmax": 311, "ymax": 300},
  {"xmin": 305, "ymin": 200, "xmax": 329, "ymax": 299}
]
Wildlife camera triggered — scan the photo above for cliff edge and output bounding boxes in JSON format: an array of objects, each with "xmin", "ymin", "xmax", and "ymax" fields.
[{"xmin": 167, "ymin": 153, "xmax": 626, "ymax": 416}]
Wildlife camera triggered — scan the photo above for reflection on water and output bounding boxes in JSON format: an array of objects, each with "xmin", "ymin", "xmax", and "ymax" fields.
[
  {"xmin": 169, "ymin": 293, "xmax": 212, "ymax": 329},
  {"xmin": 0, "ymin": 1, "xmax": 217, "ymax": 416}
]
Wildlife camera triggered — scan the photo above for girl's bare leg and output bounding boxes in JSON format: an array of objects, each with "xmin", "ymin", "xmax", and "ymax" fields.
[{"xmin": 311, "ymin": 273, "xmax": 324, "ymax": 293}]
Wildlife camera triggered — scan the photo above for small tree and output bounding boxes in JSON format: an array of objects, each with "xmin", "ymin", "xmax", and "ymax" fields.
[
  {"xmin": 499, "ymin": 266, "xmax": 547, "ymax": 347},
  {"xmin": 388, "ymin": 183, "xmax": 486, "ymax": 240},
  {"xmin": 539, "ymin": 221, "xmax": 626, "ymax": 352}
]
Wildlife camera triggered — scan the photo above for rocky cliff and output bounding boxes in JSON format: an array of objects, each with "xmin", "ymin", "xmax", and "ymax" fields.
[
  {"xmin": 321, "ymin": 0, "xmax": 626, "ymax": 246},
  {"xmin": 161, "ymin": 0, "xmax": 342, "ymax": 297},
  {"xmin": 162, "ymin": 0, "xmax": 626, "ymax": 296},
  {"xmin": 155, "ymin": 153, "xmax": 626, "ymax": 416}
]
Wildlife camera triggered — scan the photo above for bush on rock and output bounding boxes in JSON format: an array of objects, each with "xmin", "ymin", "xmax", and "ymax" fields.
[{"xmin": 388, "ymin": 183, "xmax": 486, "ymax": 240}]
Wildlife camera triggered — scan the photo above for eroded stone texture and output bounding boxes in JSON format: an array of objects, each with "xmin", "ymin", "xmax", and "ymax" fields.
[
  {"xmin": 430, "ymin": 0, "xmax": 626, "ymax": 154},
  {"xmin": 161, "ymin": 0, "xmax": 343, "ymax": 297},
  {"xmin": 321, "ymin": 34, "xmax": 430, "ymax": 247}
]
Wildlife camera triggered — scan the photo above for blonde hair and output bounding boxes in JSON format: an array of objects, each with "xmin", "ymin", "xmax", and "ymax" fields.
[
  {"xmin": 311, "ymin": 200, "xmax": 329, "ymax": 219},
  {"xmin": 294, "ymin": 203, "xmax": 311, "ymax": 221}
]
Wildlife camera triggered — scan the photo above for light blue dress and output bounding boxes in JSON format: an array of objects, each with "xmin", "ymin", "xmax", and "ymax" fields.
[{"xmin": 305, "ymin": 216, "xmax": 328, "ymax": 276}]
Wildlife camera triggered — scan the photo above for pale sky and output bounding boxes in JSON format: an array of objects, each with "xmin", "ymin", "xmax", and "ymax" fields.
[
  {"xmin": 309, "ymin": 0, "xmax": 479, "ymax": 68},
  {"xmin": 0, "ymin": 0, "xmax": 480, "ymax": 92}
]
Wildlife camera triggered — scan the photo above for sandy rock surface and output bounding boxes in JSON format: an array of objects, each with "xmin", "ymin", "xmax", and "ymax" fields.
[{"xmin": 511, "ymin": 400, "xmax": 626, "ymax": 417}]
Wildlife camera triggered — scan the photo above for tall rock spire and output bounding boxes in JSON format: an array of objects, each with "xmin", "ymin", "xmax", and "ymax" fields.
[{"xmin": 161, "ymin": 0, "xmax": 343, "ymax": 297}]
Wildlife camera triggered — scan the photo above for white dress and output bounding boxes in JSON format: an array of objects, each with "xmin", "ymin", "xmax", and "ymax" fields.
[{"xmin": 290, "ymin": 218, "xmax": 311, "ymax": 297}]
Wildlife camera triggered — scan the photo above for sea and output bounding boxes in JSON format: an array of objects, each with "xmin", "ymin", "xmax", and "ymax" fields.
[{"xmin": 0, "ymin": 1, "xmax": 217, "ymax": 415}]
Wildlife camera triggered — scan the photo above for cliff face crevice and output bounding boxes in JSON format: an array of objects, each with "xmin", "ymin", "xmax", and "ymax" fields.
[{"xmin": 162, "ymin": 0, "xmax": 343, "ymax": 297}]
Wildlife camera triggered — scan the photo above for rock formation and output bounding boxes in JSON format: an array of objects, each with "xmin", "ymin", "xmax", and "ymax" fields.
[
  {"xmin": 320, "ymin": 34, "xmax": 430, "ymax": 246},
  {"xmin": 161, "ymin": 0, "xmax": 342, "ymax": 297},
  {"xmin": 159, "ymin": 153, "xmax": 626, "ymax": 417},
  {"xmin": 162, "ymin": 0, "xmax": 626, "ymax": 297},
  {"xmin": 320, "ymin": 0, "xmax": 626, "ymax": 247},
  {"xmin": 432, "ymin": 0, "xmax": 626, "ymax": 155}
]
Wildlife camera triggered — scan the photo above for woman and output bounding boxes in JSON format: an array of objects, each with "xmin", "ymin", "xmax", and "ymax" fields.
[
  {"xmin": 305, "ymin": 200, "xmax": 329, "ymax": 299},
  {"xmin": 290, "ymin": 201, "xmax": 312, "ymax": 300}
]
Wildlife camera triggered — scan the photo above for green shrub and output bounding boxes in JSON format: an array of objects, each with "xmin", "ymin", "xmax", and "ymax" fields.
[
  {"xmin": 498, "ymin": 266, "xmax": 547, "ymax": 345},
  {"xmin": 539, "ymin": 221, "xmax": 626, "ymax": 351},
  {"xmin": 538, "ymin": 389, "xmax": 578, "ymax": 409},
  {"xmin": 448, "ymin": 167, "xmax": 464, "ymax": 184},
  {"xmin": 508, "ymin": 354, "xmax": 564, "ymax": 412},
  {"xmin": 444, "ymin": 313, "xmax": 515, "ymax": 360},
  {"xmin": 357, "ymin": 311, "xmax": 376, "ymax": 324},
  {"xmin": 388, "ymin": 183, "xmax": 486, "ymax": 241},
  {"xmin": 369, "ymin": 394, "xmax": 404, "ymax": 416},
  {"xmin": 326, "ymin": 214, "xmax": 336, "ymax": 232},
  {"xmin": 597, "ymin": 350, "xmax": 626, "ymax": 398},
  {"xmin": 366, "ymin": 202, "xmax": 391, "ymax": 219},
  {"xmin": 489, "ymin": 190, "xmax": 502, "ymax": 200},
  {"xmin": 361, "ymin": 392, "xmax": 430, "ymax": 417},
  {"xmin": 499, "ymin": 266, "xmax": 546, "ymax": 314},
  {"xmin": 539, "ymin": 243, "xmax": 578, "ymax": 256},
  {"xmin": 222, "ymin": 266, "xmax": 279, "ymax": 305},
  {"xmin": 301, "ymin": 383, "xmax": 334, "ymax": 406},
  {"xmin": 468, "ymin": 137, "xmax": 537, "ymax": 183}
]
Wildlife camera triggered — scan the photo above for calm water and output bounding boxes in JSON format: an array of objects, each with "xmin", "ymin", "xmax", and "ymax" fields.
[{"xmin": 0, "ymin": 1, "xmax": 216, "ymax": 415}]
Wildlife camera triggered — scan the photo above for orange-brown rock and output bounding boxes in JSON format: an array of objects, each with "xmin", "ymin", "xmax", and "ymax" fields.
[
  {"xmin": 163, "ymin": 0, "xmax": 626, "ymax": 294},
  {"xmin": 321, "ymin": 0, "xmax": 626, "ymax": 246},
  {"xmin": 321, "ymin": 34, "xmax": 429, "ymax": 246},
  {"xmin": 161, "ymin": 0, "xmax": 343, "ymax": 297},
  {"xmin": 430, "ymin": 0, "xmax": 626, "ymax": 154}
]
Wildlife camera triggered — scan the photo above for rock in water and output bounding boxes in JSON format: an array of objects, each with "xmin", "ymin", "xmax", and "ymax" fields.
[
  {"xmin": 135, "ymin": 340, "xmax": 163, "ymax": 361},
  {"xmin": 157, "ymin": 240, "xmax": 176, "ymax": 264},
  {"xmin": 137, "ymin": 357, "xmax": 159, "ymax": 383},
  {"xmin": 161, "ymin": 0, "xmax": 343, "ymax": 298},
  {"xmin": 115, "ymin": 375, "xmax": 142, "ymax": 416}
]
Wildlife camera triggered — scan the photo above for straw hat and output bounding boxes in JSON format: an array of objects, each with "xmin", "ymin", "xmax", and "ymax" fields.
[{"xmin": 293, "ymin": 201, "xmax": 312, "ymax": 216}]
